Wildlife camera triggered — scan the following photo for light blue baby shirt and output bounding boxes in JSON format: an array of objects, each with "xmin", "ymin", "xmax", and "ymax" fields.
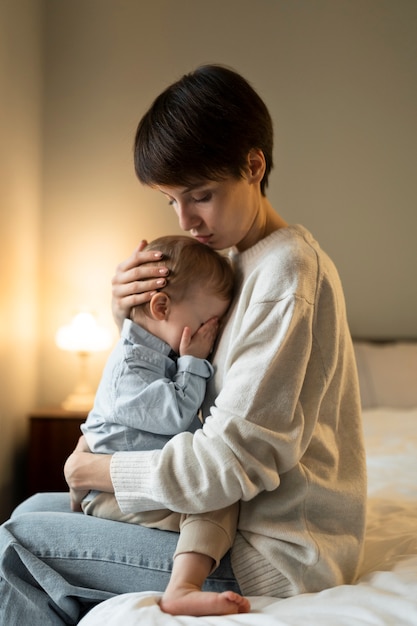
[{"xmin": 82, "ymin": 318, "xmax": 213, "ymax": 454}]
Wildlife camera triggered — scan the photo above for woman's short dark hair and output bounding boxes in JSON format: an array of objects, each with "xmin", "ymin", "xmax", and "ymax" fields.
[{"xmin": 134, "ymin": 65, "xmax": 274, "ymax": 195}]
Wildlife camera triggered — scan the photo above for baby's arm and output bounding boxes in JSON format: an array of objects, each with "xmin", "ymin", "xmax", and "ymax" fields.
[
  {"xmin": 111, "ymin": 357, "xmax": 213, "ymax": 438},
  {"xmin": 82, "ymin": 319, "xmax": 219, "ymax": 453}
]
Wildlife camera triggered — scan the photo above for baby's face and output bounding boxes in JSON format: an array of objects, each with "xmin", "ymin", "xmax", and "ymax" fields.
[{"xmin": 165, "ymin": 287, "xmax": 230, "ymax": 354}]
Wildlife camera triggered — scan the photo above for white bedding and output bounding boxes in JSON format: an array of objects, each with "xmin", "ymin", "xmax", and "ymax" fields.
[{"xmin": 80, "ymin": 406, "xmax": 417, "ymax": 626}]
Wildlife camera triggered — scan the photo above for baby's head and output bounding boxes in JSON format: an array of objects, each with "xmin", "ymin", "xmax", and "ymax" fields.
[
  {"xmin": 131, "ymin": 236, "xmax": 234, "ymax": 352},
  {"xmin": 142, "ymin": 235, "xmax": 234, "ymax": 303}
]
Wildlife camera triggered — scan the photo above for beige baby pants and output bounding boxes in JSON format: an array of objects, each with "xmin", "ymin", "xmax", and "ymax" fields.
[{"xmin": 82, "ymin": 493, "xmax": 238, "ymax": 571}]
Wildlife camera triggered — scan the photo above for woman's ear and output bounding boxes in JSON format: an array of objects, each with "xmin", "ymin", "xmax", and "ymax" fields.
[
  {"xmin": 246, "ymin": 148, "xmax": 266, "ymax": 184},
  {"xmin": 149, "ymin": 292, "xmax": 171, "ymax": 320}
]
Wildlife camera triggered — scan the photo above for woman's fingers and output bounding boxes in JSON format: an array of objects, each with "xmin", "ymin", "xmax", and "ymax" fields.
[
  {"xmin": 111, "ymin": 242, "xmax": 169, "ymax": 329},
  {"xmin": 112, "ymin": 263, "xmax": 168, "ymax": 289}
]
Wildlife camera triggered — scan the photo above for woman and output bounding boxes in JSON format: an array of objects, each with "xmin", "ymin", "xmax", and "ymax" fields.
[{"xmin": 0, "ymin": 65, "xmax": 366, "ymax": 625}]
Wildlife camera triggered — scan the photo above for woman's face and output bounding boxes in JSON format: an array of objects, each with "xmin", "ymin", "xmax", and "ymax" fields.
[{"xmin": 156, "ymin": 173, "xmax": 261, "ymax": 252}]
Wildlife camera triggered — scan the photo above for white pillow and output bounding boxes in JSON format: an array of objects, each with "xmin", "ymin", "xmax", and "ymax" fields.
[{"xmin": 353, "ymin": 341, "xmax": 417, "ymax": 409}]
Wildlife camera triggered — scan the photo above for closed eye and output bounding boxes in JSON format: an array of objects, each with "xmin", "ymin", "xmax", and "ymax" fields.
[{"xmin": 192, "ymin": 193, "xmax": 212, "ymax": 203}]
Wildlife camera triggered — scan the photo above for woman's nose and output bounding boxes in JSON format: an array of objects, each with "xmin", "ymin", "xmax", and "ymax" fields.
[{"xmin": 176, "ymin": 204, "xmax": 198, "ymax": 232}]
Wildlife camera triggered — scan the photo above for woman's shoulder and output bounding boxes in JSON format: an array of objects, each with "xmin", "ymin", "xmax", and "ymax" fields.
[
  {"xmin": 238, "ymin": 225, "xmax": 323, "ymax": 298},
  {"xmin": 240, "ymin": 225, "xmax": 319, "ymax": 266}
]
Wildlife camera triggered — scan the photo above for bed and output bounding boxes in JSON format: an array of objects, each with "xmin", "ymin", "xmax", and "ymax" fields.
[{"xmin": 79, "ymin": 340, "xmax": 417, "ymax": 626}]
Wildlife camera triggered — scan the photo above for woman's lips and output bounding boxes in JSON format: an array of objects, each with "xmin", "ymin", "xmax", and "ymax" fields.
[{"xmin": 194, "ymin": 234, "xmax": 212, "ymax": 245}]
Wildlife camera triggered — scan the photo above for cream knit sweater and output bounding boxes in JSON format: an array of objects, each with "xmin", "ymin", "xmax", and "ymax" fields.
[{"xmin": 111, "ymin": 225, "xmax": 367, "ymax": 597}]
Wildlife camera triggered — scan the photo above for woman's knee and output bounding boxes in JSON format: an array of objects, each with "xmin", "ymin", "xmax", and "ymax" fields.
[{"xmin": 11, "ymin": 492, "xmax": 71, "ymax": 517}]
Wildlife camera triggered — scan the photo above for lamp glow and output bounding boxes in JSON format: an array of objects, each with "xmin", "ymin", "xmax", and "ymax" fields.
[{"xmin": 55, "ymin": 312, "xmax": 112, "ymax": 412}]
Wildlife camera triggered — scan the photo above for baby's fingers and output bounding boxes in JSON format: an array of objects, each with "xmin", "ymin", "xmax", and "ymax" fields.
[
  {"xmin": 198, "ymin": 317, "xmax": 220, "ymax": 341},
  {"xmin": 179, "ymin": 326, "xmax": 192, "ymax": 354}
]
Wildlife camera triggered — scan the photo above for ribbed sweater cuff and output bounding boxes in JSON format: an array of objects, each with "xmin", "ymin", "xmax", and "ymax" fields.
[{"xmin": 110, "ymin": 450, "xmax": 162, "ymax": 513}]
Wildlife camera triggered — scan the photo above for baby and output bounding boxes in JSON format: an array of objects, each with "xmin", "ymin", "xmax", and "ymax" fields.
[{"xmin": 76, "ymin": 235, "xmax": 249, "ymax": 616}]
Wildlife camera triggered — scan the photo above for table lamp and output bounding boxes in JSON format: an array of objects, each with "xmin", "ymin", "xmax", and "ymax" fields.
[{"xmin": 55, "ymin": 312, "xmax": 112, "ymax": 411}]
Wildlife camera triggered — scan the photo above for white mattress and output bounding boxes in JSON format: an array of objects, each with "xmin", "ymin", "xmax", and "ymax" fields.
[{"xmin": 80, "ymin": 407, "xmax": 417, "ymax": 626}]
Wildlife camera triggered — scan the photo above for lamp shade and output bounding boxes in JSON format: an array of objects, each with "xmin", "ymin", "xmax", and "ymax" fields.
[{"xmin": 55, "ymin": 312, "xmax": 112, "ymax": 353}]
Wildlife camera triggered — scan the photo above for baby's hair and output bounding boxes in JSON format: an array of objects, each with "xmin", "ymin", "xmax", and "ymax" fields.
[{"xmin": 131, "ymin": 235, "xmax": 234, "ymax": 319}]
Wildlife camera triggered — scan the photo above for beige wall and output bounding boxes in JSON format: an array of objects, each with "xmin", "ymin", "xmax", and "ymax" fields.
[
  {"xmin": 0, "ymin": 0, "xmax": 43, "ymax": 519},
  {"xmin": 1, "ymin": 0, "xmax": 416, "ymax": 517}
]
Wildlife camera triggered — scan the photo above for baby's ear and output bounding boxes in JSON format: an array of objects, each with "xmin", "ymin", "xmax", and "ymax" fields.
[{"xmin": 149, "ymin": 292, "xmax": 171, "ymax": 320}]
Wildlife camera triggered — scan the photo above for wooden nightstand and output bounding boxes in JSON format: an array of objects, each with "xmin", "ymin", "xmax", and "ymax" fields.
[{"xmin": 27, "ymin": 407, "xmax": 88, "ymax": 495}]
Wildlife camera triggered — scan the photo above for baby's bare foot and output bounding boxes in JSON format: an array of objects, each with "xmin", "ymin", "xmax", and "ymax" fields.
[{"xmin": 160, "ymin": 587, "xmax": 251, "ymax": 616}]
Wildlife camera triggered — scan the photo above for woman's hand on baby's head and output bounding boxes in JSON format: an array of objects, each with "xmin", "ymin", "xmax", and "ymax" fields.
[
  {"xmin": 111, "ymin": 240, "xmax": 169, "ymax": 330},
  {"xmin": 179, "ymin": 318, "xmax": 219, "ymax": 360}
]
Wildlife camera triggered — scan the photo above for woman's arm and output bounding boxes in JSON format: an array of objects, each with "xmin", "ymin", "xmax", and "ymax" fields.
[
  {"xmin": 111, "ymin": 240, "xmax": 169, "ymax": 331},
  {"xmin": 110, "ymin": 295, "xmax": 317, "ymax": 516}
]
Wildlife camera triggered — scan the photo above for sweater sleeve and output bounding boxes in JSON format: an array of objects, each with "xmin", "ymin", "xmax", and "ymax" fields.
[
  {"xmin": 111, "ymin": 354, "xmax": 212, "ymax": 436},
  {"xmin": 111, "ymin": 290, "xmax": 322, "ymax": 514}
]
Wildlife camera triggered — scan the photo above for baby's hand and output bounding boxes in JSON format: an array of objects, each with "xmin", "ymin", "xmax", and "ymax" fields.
[{"xmin": 179, "ymin": 318, "xmax": 219, "ymax": 359}]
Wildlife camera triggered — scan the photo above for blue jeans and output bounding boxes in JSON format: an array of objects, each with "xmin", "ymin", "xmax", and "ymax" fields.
[{"xmin": 0, "ymin": 493, "xmax": 239, "ymax": 625}]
